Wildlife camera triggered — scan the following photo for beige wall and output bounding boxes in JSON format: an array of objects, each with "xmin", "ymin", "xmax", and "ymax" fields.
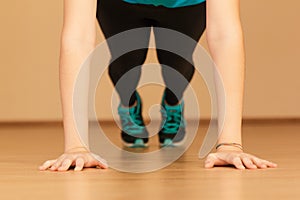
[{"xmin": 1, "ymin": 0, "xmax": 299, "ymax": 122}]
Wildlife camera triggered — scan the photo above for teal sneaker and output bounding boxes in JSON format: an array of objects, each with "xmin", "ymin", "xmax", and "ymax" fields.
[
  {"xmin": 159, "ymin": 94, "xmax": 186, "ymax": 147},
  {"xmin": 118, "ymin": 92, "xmax": 149, "ymax": 147}
]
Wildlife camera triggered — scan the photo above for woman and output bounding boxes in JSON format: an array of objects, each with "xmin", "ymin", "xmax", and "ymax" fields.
[{"xmin": 39, "ymin": 0, "xmax": 277, "ymax": 171}]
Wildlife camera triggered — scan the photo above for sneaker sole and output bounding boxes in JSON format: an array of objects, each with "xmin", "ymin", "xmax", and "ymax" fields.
[
  {"xmin": 159, "ymin": 135, "xmax": 187, "ymax": 147},
  {"xmin": 122, "ymin": 138, "xmax": 149, "ymax": 148}
]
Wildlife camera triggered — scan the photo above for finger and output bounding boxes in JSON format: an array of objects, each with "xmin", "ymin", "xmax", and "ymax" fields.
[
  {"xmin": 260, "ymin": 159, "xmax": 278, "ymax": 168},
  {"xmin": 58, "ymin": 159, "xmax": 73, "ymax": 171},
  {"xmin": 205, "ymin": 153, "xmax": 230, "ymax": 168},
  {"xmin": 204, "ymin": 159, "xmax": 214, "ymax": 168},
  {"xmin": 204, "ymin": 154, "xmax": 217, "ymax": 168},
  {"xmin": 232, "ymin": 157, "xmax": 245, "ymax": 170},
  {"xmin": 91, "ymin": 153, "xmax": 108, "ymax": 169},
  {"xmin": 96, "ymin": 160, "xmax": 108, "ymax": 169},
  {"xmin": 252, "ymin": 157, "xmax": 276, "ymax": 169},
  {"xmin": 204, "ymin": 153, "xmax": 227, "ymax": 168},
  {"xmin": 50, "ymin": 158, "xmax": 65, "ymax": 171},
  {"xmin": 241, "ymin": 157, "xmax": 257, "ymax": 169},
  {"xmin": 250, "ymin": 156, "xmax": 266, "ymax": 168},
  {"xmin": 39, "ymin": 160, "xmax": 56, "ymax": 170},
  {"xmin": 74, "ymin": 157, "xmax": 85, "ymax": 171}
]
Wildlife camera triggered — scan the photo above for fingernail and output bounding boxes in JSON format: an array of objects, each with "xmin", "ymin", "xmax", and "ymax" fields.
[{"xmin": 205, "ymin": 164, "xmax": 212, "ymax": 168}]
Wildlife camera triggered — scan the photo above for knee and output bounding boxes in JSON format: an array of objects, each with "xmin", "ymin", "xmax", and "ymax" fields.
[
  {"xmin": 108, "ymin": 49, "xmax": 148, "ymax": 83},
  {"xmin": 157, "ymin": 50, "xmax": 195, "ymax": 80}
]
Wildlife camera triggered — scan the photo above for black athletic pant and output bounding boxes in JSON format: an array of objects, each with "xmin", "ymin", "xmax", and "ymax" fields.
[{"xmin": 96, "ymin": 0, "xmax": 206, "ymax": 106}]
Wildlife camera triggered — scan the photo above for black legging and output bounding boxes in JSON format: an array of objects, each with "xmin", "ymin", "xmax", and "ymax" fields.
[{"xmin": 96, "ymin": 0, "xmax": 206, "ymax": 106}]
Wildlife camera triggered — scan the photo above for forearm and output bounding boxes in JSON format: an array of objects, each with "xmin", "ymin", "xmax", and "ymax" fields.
[
  {"xmin": 207, "ymin": 32, "xmax": 245, "ymax": 147},
  {"xmin": 203, "ymin": 40, "xmax": 277, "ymax": 168},
  {"xmin": 58, "ymin": 0, "xmax": 98, "ymax": 152},
  {"xmin": 59, "ymin": 38, "xmax": 96, "ymax": 151}
]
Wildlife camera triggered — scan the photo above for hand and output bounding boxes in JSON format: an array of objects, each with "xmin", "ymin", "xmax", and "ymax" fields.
[
  {"xmin": 204, "ymin": 147, "xmax": 277, "ymax": 170},
  {"xmin": 39, "ymin": 148, "xmax": 108, "ymax": 172}
]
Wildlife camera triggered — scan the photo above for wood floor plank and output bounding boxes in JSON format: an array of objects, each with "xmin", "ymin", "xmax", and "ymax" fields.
[{"xmin": 0, "ymin": 122, "xmax": 299, "ymax": 200}]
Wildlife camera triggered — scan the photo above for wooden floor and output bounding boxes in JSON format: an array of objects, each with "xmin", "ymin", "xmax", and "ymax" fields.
[{"xmin": 0, "ymin": 121, "xmax": 300, "ymax": 200}]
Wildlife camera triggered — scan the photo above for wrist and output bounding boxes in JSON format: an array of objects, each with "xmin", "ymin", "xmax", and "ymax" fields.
[
  {"xmin": 216, "ymin": 145, "xmax": 243, "ymax": 153},
  {"xmin": 64, "ymin": 140, "xmax": 90, "ymax": 153},
  {"xmin": 65, "ymin": 146, "xmax": 90, "ymax": 153},
  {"xmin": 216, "ymin": 142, "xmax": 243, "ymax": 152}
]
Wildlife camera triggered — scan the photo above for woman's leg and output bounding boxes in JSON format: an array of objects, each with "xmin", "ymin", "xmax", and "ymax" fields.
[
  {"xmin": 96, "ymin": 0, "xmax": 152, "ymax": 107},
  {"xmin": 96, "ymin": 0, "xmax": 153, "ymax": 146},
  {"xmin": 153, "ymin": 2, "xmax": 207, "ymax": 104},
  {"xmin": 152, "ymin": 2, "xmax": 207, "ymax": 145}
]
